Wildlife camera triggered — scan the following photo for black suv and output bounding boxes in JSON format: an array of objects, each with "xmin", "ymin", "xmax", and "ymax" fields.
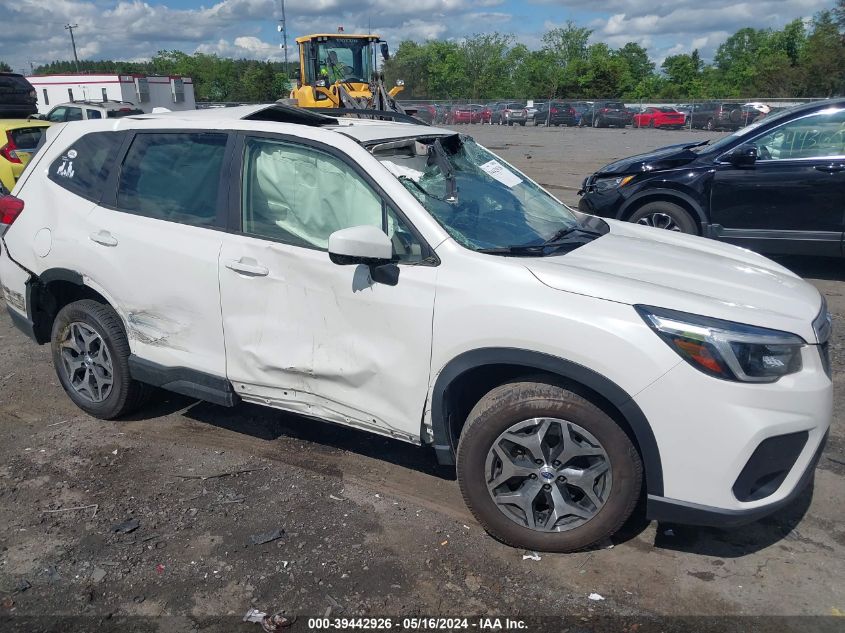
[
  {"xmin": 533, "ymin": 101, "xmax": 577, "ymax": 126},
  {"xmin": 578, "ymin": 99, "xmax": 845, "ymax": 257},
  {"xmin": 0, "ymin": 73, "xmax": 38, "ymax": 118},
  {"xmin": 580, "ymin": 101, "xmax": 630, "ymax": 128},
  {"xmin": 689, "ymin": 102, "xmax": 744, "ymax": 131}
]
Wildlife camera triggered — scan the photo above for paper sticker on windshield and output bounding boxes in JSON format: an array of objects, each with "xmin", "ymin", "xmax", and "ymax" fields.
[{"xmin": 480, "ymin": 160, "xmax": 522, "ymax": 188}]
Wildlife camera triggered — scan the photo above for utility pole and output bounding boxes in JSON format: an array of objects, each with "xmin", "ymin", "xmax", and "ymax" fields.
[
  {"xmin": 64, "ymin": 24, "xmax": 80, "ymax": 73},
  {"xmin": 276, "ymin": 0, "xmax": 288, "ymax": 75}
]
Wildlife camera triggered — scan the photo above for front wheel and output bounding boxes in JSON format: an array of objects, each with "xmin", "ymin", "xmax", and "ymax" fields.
[
  {"xmin": 628, "ymin": 201, "xmax": 698, "ymax": 234},
  {"xmin": 51, "ymin": 300, "xmax": 152, "ymax": 419},
  {"xmin": 457, "ymin": 380, "xmax": 642, "ymax": 552}
]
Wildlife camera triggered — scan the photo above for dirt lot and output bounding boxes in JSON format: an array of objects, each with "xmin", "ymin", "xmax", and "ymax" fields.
[{"xmin": 1, "ymin": 125, "xmax": 844, "ymax": 633}]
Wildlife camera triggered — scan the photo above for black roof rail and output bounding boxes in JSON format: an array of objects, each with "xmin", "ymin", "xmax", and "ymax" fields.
[{"xmin": 305, "ymin": 108, "xmax": 430, "ymax": 126}]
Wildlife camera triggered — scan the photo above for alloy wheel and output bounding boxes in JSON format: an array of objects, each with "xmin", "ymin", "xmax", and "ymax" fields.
[
  {"xmin": 484, "ymin": 418, "xmax": 612, "ymax": 532},
  {"xmin": 636, "ymin": 212, "xmax": 682, "ymax": 231},
  {"xmin": 59, "ymin": 321, "xmax": 114, "ymax": 403}
]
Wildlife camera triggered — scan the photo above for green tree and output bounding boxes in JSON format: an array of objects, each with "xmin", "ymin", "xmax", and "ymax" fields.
[
  {"xmin": 800, "ymin": 10, "xmax": 845, "ymax": 96},
  {"xmin": 0, "ymin": 60, "xmax": 12, "ymax": 72}
]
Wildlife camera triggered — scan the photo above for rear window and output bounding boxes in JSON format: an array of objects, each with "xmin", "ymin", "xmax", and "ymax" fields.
[
  {"xmin": 658, "ymin": 107, "xmax": 678, "ymax": 113},
  {"xmin": 8, "ymin": 127, "xmax": 45, "ymax": 151},
  {"xmin": 0, "ymin": 75, "xmax": 31, "ymax": 93},
  {"xmin": 108, "ymin": 108, "xmax": 144, "ymax": 119},
  {"xmin": 48, "ymin": 131, "xmax": 127, "ymax": 202},
  {"xmin": 507, "ymin": 103, "xmax": 525, "ymax": 108},
  {"xmin": 604, "ymin": 102, "xmax": 625, "ymax": 109}
]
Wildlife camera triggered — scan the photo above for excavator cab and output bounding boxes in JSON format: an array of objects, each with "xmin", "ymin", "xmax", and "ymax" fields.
[{"xmin": 291, "ymin": 34, "xmax": 405, "ymax": 110}]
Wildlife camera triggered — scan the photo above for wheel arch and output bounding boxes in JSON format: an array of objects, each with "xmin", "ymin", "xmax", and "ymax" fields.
[
  {"xmin": 428, "ymin": 348, "xmax": 664, "ymax": 496},
  {"xmin": 618, "ymin": 188, "xmax": 708, "ymax": 232},
  {"xmin": 27, "ymin": 268, "xmax": 113, "ymax": 344}
]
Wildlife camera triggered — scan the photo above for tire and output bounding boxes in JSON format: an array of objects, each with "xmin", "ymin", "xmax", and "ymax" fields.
[
  {"xmin": 648, "ymin": 119, "xmax": 654, "ymax": 128},
  {"xmin": 593, "ymin": 116, "xmax": 601, "ymax": 128},
  {"xmin": 457, "ymin": 380, "xmax": 642, "ymax": 552},
  {"xmin": 628, "ymin": 200, "xmax": 698, "ymax": 234},
  {"xmin": 705, "ymin": 118, "xmax": 714, "ymax": 131},
  {"xmin": 51, "ymin": 299, "xmax": 152, "ymax": 419},
  {"xmin": 519, "ymin": 121, "xmax": 526, "ymax": 126}
]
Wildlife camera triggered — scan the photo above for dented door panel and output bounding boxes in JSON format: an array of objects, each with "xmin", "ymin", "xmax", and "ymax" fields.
[{"xmin": 219, "ymin": 235, "xmax": 437, "ymax": 441}]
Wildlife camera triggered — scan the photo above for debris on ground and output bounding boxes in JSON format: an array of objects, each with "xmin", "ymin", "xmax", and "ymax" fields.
[
  {"xmin": 522, "ymin": 552, "xmax": 541, "ymax": 561},
  {"xmin": 172, "ymin": 467, "xmax": 268, "ymax": 481},
  {"xmin": 244, "ymin": 608, "xmax": 296, "ymax": 631},
  {"xmin": 589, "ymin": 593, "xmax": 605, "ymax": 601},
  {"xmin": 329, "ymin": 495, "xmax": 346, "ymax": 501},
  {"xmin": 42, "ymin": 503, "xmax": 98, "ymax": 518},
  {"xmin": 2, "ymin": 597, "xmax": 14, "ymax": 610},
  {"xmin": 15, "ymin": 580, "xmax": 31, "ymax": 593},
  {"xmin": 249, "ymin": 529, "xmax": 285, "ymax": 546},
  {"xmin": 155, "ymin": 564, "xmax": 165, "ymax": 575},
  {"xmin": 91, "ymin": 568, "xmax": 106, "ymax": 583},
  {"xmin": 111, "ymin": 518, "xmax": 140, "ymax": 534}
]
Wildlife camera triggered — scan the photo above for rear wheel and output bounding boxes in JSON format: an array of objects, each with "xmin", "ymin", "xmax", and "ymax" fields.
[
  {"xmin": 593, "ymin": 116, "xmax": 601, "ymax": 128},
  {"xmin": 51, "ymin": 300, "xmax": 151, "ymax": 419},
  {"xmin": 628, "ymin": 201, "xmax": 698, "ymax": 234},
  {"xmin": 705, "ymin": 118, "xmax": 715, "ymax": 131},
  {"xmin": 457, "ymin": 380, "xmax": 642, "ymax": 552}
]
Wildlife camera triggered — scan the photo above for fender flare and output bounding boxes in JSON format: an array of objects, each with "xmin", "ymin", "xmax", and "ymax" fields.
[
  {"xmin": 618, "ymin": 188, "xmax": 708, "ymax": 228},
  {"xmin": 429, "ymin": 347, "xmax": 664, "ymax": 496}
]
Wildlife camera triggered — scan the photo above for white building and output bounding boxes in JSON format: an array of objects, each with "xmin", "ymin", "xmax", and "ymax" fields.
[{"xmin": 26, "ymin": 74, "xmax": 196, "ymax": 114}]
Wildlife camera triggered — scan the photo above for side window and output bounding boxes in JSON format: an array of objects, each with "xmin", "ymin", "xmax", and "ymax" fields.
[
  {"xmin": 116, "ymin": 133, "xmax": 228, "ymax": 226},
  {"xmin": 242, "ymin": 137, "xmax": 425, "ymax": 262},
  {"xmin": 48, "ymin": 131, "xmax": 126, "ymax": 202},
  {"xmin": 47, "ymin": 107, "xmax": 67, "ymax": 123},
  {"xmin": 86, "ymin": 109, "xmax": 102, "ymax": 120},
  {"xmin": 753, "ymin": 110, "xmax": 845, "ymax": 161},
  {"xmin": 65, "ymin": 107, "xmax": 83, "ymax": 122}
]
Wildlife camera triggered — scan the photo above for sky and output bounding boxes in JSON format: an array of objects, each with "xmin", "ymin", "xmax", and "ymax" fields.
[{"xmin": 0, "ymin": 0, "xmax": 836, "ymax": 75}]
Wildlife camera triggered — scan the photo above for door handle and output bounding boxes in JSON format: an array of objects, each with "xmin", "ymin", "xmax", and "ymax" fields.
[
  {"xmin": 89, "ymin": 230, "xmax": 118, "ymax": 247},
  {"xmin": 814, "ymin": 164, "xmax": 845, "ymax": 173},
  {"xmin": 225, "ymin": 257, "xmax": 269, "ymax": 277}
]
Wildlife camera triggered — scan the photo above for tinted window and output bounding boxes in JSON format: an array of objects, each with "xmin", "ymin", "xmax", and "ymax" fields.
[
  {"xmin": 49, "ymin": 131, "xmax": 126, "ymax": 202},
  {"xmin": 9, "ymin": 127, "xmax": 45, "ymax": 150},
  {"xmin": 87, "ymin": 109, "xmax": 102, "ymax": 120},
  {"xmin": 65, "ymin": 107, "xmax": 83, "ymax": 122},
  {"xmin": 116, "ymin": 133, "xmax": 228, "ymax": 226},
  {"xmin": 242, "ymin": 137, "xmax": 424, "ymax": 262},
  {"xmin": 605, "ymin": 102, "xmax": 625, "ymax": 109}
]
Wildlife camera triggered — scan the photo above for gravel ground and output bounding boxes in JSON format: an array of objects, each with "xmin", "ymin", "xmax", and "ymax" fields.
[{"xmin": 1, "ymin": 124, "xmax": 844, "ymax": 633}]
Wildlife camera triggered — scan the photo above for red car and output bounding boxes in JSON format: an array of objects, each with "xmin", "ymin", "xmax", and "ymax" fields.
[
  {"xmin": 448, "ymin": 105, "xmax": 475, "ymax": 124},
  {"xmin": 471, "ymin": 104, "xmax": 491, "ymax": 124},
  {"xmin": 633, "ymin": 106, "xmax": 686, "ymax": 129}
]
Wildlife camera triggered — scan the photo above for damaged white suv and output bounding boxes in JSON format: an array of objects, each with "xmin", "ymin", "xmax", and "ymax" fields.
[{"xmin": 0, "ymin": 105, "xmax": 832, "ymax": 552}]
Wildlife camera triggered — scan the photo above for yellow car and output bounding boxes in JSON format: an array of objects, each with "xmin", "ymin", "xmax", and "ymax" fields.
[{"xmin": 0, "ymin": 119, "xmax": 50, "ymax": 194}]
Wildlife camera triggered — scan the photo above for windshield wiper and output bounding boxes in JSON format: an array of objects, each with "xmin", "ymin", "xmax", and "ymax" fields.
[{"xmin": 477, "ymin": 228, "xmax": 603, "ymax": 256}]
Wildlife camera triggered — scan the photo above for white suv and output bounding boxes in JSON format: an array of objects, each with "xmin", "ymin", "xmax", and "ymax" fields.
[{"xmin": 0, "ymin": 105, "xmax": 832, "ymax": 552}]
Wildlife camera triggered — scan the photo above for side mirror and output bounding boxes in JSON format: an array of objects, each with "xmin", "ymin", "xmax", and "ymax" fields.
[
  {"xmin": 726, "ymin": 144, "xmax": 757, "ymax": 167},
  {"xmin": 380, "ymin": 42, "xmax": 390, "ymax": 61},
  {"xmin": 328, "ymin": 225, "xmax": 399, "ymax": 286}
]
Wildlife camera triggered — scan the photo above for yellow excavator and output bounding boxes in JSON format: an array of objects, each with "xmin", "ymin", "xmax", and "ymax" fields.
[{"xmin": 289, "ymin": 33, "xmax": 406, "ymax": 113}]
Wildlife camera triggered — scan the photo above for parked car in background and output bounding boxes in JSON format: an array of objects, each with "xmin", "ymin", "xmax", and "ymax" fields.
[
  {"xmin": 1, "ymin": 103, "xmax": 831, "ymax": 553},
  {"xmin": 633, "ymin": 106, "xmax": 686, "ymax": 129},
  {"xmin": 0, "ymin": 73, "xmax": 38, "ymax": 119},
  {"xmin": 506, "ymin": 105, "xmax": 529, "ymax": 126},
  {"xmin": 689, "ymin": 102, "xmax": 744, "ymax": 131},
  {"xmin": 475, "ymin": 104, "xmax": 492, "ymax": 124},
  {"xmin": 37, "ymin": 101, "xmax": 144, "ymax": 123},
  {"xmin": 533, "ymin": 101, "xmax": 577, "ymax": 126},
  {"xmin": 571, "ymin": 101, "xmax": 592, "ymax": 126},
  {"xmin": 580, "ymin": 101, "xmax": 630, "ymax": 128},
  {"xmin": 492, "ymin": 102, "xmax": 526, "ymax": 125},
  {"xmin": 579, "ymin": 98, "xmax": 845, "ymax": 257},
  {"xmin": 0, "ymin": 119, "xmax": 50, "ymax": 194},
  {"xmin": 448, "ymin": 104, "xmax": 476, "ymax": 125},
  {"xmin": 434, "ymin": 104, "xmax": 450, "ymax": 124},
  {"xmin": 524, "ymin": 102, "xmax": 543, "ymax": 123},
  {"xmin": 406, "ymin": 103, "xmax": 436, "ymax": 124}
]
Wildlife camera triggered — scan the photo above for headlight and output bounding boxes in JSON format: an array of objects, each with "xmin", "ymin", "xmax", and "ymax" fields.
[
  {"xmin": 592, "ymin": 175, "xmax": 634, "ymax": 192},
  {"xmin": 636, "ymin": 305, "xmax": 805, "ymax": 383}
]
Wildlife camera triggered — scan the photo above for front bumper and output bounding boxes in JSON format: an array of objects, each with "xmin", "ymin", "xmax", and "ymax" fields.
[{"xmin": 636, "ymin": 344, "xmax": 832, "ymax": 526}]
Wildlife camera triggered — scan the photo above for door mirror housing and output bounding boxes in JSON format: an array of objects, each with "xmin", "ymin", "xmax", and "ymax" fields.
[
  {"xmin": 380, "ymin": 42, "xmax": 390, "ymax": 61},
  {"xmin": 328, "ymin": 225, "xmax": 398, "ymax": 286},
  {"xmin": 726, "ymin": 144, "xmax": 757, "ymax": 167}
]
